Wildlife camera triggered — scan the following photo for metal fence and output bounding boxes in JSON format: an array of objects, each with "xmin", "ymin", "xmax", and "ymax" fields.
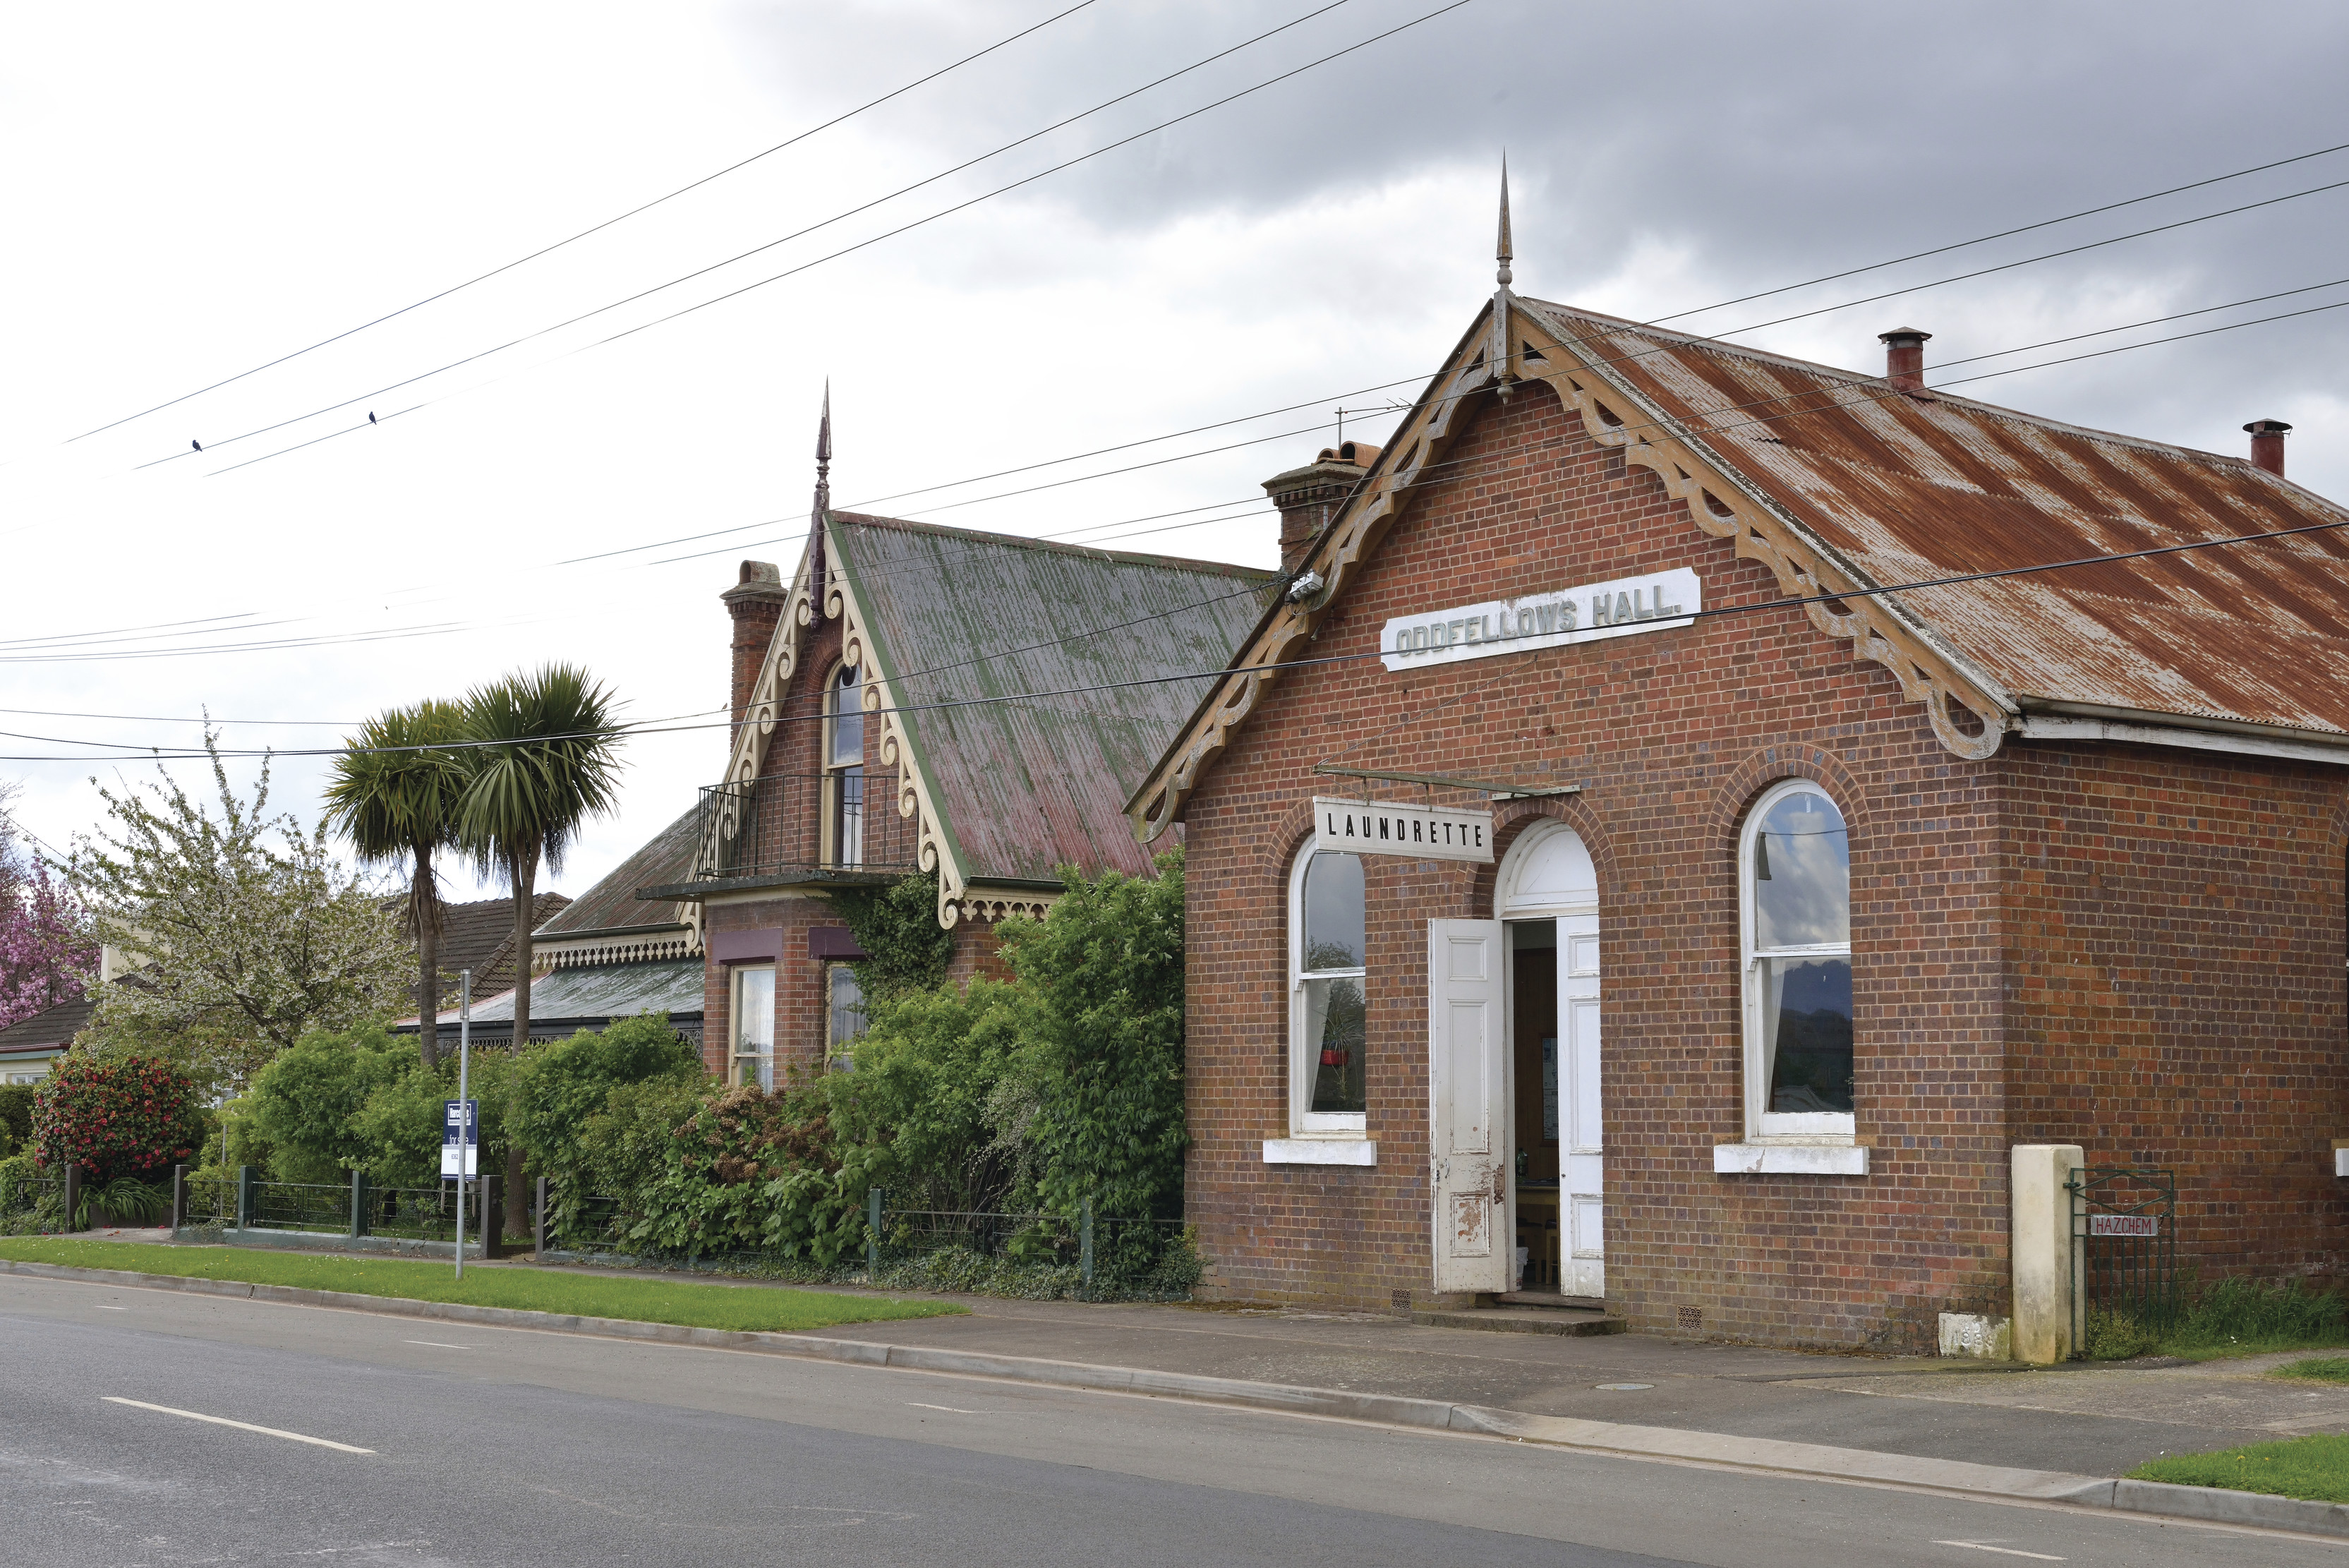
[
  {"xmin": 696, "ymin": 772, "xmax": 918, "ymax": 881},
  {"xmin": 173, "ymin": 1168, "xmax": 533, "ymax": 1250},
  {"xmin": 536, "ymin": 1188, "xmax": 1192, "ymax": 1301},
  {"xmin": 2069, "ymin": 1165, "xmax": 2180, "ymax": 1339}
]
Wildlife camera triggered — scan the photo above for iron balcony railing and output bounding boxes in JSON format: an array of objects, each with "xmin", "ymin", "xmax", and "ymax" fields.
[{"xmin": 696, "ymin": 771, "xmax": 918, "ymax": 881}]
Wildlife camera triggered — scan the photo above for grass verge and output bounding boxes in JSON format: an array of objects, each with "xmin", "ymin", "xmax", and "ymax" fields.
[
  {"xmin": 2129, "ymin": 1433, "xmax": 2349, "ymax": 1503},
  {"xmin": 0, "ymin": 1236, "xmax": 963, "ymax": 1333},
  {"xmin": 2269, "ymin": 1356, "xmax": 2349, "ymax": 1384}
]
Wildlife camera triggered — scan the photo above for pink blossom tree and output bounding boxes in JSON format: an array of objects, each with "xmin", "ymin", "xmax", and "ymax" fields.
[{"xmin": 0, "ymin": 790, "xmax": 97, "ymax": 1030}]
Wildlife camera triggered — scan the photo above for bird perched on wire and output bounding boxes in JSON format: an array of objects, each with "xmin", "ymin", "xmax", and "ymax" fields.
[
  {"xmin": 368, "ymin": 411, "xmax": 376, "ymax": 424},
  {"xmin": 191, "ymin": 440, "xmax": 202, "ymax": 452}
]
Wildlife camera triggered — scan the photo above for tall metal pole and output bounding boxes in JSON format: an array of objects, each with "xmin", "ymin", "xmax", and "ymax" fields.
[{"xmin": 455, "ymin": 970, "xmax": 470, "ymax": 1279}]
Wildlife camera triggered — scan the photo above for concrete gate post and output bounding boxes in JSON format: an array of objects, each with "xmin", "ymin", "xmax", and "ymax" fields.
[{"xmin": 2011, "ymin": 1144, "xmax": 2084, "ymax": 1365}]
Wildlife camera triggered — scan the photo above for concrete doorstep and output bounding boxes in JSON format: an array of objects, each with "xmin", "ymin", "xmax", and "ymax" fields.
[{"xmin": 5, "ymin": 1255, "xmax": 2341, "ymax": 1540}]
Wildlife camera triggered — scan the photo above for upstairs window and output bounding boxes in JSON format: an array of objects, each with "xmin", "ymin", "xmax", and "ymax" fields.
[
  {"xmin": 826, "ymin": 663, "xmax": 865, "ymax": 867},
  {"xmin": 1291, "ymin": 849, "xmax": 1367, "ymax": 1133},
  {"xmin": 1740, "ymin": 782, "xmax": 1854, "ymax": 1138}
]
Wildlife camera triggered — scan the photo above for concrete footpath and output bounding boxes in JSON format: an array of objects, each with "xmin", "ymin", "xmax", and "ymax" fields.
[{"xmin": 14, "ymin": 1243, "xmax": 2349, "ymax": 1540}]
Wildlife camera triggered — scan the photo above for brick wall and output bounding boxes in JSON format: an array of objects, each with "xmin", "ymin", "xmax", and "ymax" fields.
[
  {"xmin": 1998, "ymin": 743, "xmax": 2349, "ymax": 1282},
  {"xmin": 1178, "ymin": 376, "xmax": 2346, "ymax": 1346}
]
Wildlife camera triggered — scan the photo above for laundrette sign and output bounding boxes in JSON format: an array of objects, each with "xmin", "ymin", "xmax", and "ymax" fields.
[
  {"xmin": 1380, "ymin": 566, "xmax": 1701, "ymax": 673},
  {"xmin": 1312, "ymin": 797, "xmax": 1494, "ymax": 864}
]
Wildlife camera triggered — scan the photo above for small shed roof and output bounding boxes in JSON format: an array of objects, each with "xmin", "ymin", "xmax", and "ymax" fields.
[
  {"xmin": 428, "ymin": 958, "xmax": 704, "ymax": 1026},
  {"xmin": 833, "ymin": 512, "xmax": 1273, "ymax": 882}
]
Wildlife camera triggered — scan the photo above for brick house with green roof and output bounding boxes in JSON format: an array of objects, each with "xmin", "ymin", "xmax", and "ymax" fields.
[{"xmin": 639, "ymin": 409, "xmax": 1273, "ymax": 1087}]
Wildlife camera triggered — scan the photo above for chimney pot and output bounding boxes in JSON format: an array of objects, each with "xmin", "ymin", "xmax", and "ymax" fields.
[
  {"xmin": 1878, "ymin": 327, "xmax": 1932, "ymax": 392},
  {"xmin": 2244, "ymin": 418, "xmax": 2291, "ymax": 478},
  {"xmin": 1264, "ymin": 443, "xmax": 1380, "ymax": 576},
  {"xmin": 720, "ymin": 560, "xmax": 790, "ymax": 747}
]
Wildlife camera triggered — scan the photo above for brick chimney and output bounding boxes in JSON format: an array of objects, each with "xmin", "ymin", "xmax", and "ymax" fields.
[
  {"xmin": 1263, "ymin": 441, "xmax": 1379, "ymax": 576},
  {"xmin": 721, "ymin": 560, "xmax": 787, "ymax": 747},
  {"xmin": 2244, "ymin": 418, "xmax": 2291, "ymax": 478},
  {"xmin": 1878, "ymin": 327, "xmax": 1931, "ymax": 392}
]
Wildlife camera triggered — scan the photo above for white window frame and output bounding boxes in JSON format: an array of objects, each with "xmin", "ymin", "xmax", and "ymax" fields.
[
  {"xmin": 1738, "ymin": 778, "xmax": 1856, "ymax": 1145},
  {"xmin": 1287, "ymin": 848, "xmax": 1367, "ymax": 1139},
  {"xmin": 730, "ymin": 963, "xmax": 776, "ymax": 1090},
  {"xmin": 823, "ymin": 661, "xmax": 865, "ymax": 869}
]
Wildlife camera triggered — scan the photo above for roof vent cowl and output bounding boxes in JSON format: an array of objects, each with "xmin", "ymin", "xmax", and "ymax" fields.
[
  {"xmin": 2244, "ymin": 418, "xmax": 2291, "ymax": 478},
  {"xmin": 1878, "ymin": 327, "xmax": 1931, "ymax": 392}
]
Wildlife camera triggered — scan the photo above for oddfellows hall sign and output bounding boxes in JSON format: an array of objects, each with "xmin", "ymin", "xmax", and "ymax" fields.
[{"xmin": 1380, "ymin": 566, "xmax": 1701, "ymax": 672}]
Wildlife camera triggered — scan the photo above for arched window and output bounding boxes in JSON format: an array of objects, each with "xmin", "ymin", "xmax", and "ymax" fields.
[
  {"xmin": 1290, "ymin": 849, "xmax": 1367, "ymax": 1134},
  {"xmin": 825, "ymin": 663, "xmax": 864, "ymax": 867},
  {"xmin": 1739, "ymin": 781, "xmax": 1854, "ymax": 1138}
]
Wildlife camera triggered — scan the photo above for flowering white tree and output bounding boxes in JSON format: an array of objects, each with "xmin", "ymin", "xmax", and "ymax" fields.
[{"xmin": 71, "ymin": 737, "xmax": 411, "ymax": 1094}]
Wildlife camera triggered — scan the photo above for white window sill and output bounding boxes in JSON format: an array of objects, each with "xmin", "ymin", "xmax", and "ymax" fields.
[
  {"xmin": 2333, "ymin": 1142, "xmax": 2349, "ymax": 1178},
  {"xmin": 1264, "ymin": 1138, "xmax": 1377, "ymax": 1166},
  {"xmin": 1714, "ymin": 1142, "xmax": 1869, "ymax": 1176}
]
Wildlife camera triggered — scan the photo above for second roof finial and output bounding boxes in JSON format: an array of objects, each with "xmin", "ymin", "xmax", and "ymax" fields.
[{"xmin": 1496, "ymin": 153, "xmax": 1513, "ymax": 289}]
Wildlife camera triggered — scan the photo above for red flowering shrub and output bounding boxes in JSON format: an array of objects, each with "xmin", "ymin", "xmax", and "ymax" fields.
[{"xmin": 31, "ymin": 1054, "xmax": 204, "ymax": 1184}]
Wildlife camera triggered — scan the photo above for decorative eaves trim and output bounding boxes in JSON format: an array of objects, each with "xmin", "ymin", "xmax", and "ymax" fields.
[
  {"xmin": 823, "ymin": 522, "xmax": 974, "ymax": 930},
  {"xmin": 1126, "ymin": 303, "xmax": 2018, "ymax": 842}
]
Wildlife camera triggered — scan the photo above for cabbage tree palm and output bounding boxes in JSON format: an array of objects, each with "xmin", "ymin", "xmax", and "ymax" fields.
[
  {"xmin": 456, "ymin": 663, "xmax": 623, "ymax": 1060},
  {"xmin": 321, "ymin": 699, "xmax": 471, "ymax": 1070}
]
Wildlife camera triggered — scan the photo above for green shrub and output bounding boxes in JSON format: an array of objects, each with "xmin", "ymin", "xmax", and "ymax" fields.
[
  {"xmin": 824, "ymin": 978, "xmax": 1027, "ymax": 1214},
  {"xmin": 830, "ymin": 872, "xmax": 954, "ymax": 996},
  {"xmin": 0, "ymin": 1084, "xmax": 34, "ymax": 1150},
  {"xmin": 1002, "ymin": 849, "xmax": 1188, "ymax": 1225},
  {"xmin": 2084, "ymin": 1308, "xmax": 2161, "ymax": 1361},
  {"xmin": 507, "ymin": 1013, "xmax": 701, "ymax": 1205},
  {"xmin": 619, "ymin": 1082, "xmax": 873, "ymax": 1266},
  {"xmin": 32, "ymin": 1054, "xmax": 205, "ymax": 1184},
  {"xmin": 246, "ymin": 1023, "xmax": 416, "ymax": 1179}
]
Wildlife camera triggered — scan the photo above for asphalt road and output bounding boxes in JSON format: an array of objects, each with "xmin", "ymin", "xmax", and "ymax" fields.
[{"xmin": 0, "ymin": 1276, "xmax": 2329, "ymax": 1567}]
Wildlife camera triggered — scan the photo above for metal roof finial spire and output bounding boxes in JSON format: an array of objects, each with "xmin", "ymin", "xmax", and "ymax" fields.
[
  {"xmin": 813, "ymin": 379, "xmax": 831, "ymax": 521},
  {"xmin": 1491, "ymin": 155, "xmax": 1516, "ymax": 400},
  {"xmin": 1496, "ymin": 152, "xmax": 1514, "ymax": 289}
]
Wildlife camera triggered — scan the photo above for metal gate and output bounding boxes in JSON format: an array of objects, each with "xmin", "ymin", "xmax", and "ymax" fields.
[{"xmin": 2067, "ymin": 1166, "xmax": 2178, "ymax": 1340}]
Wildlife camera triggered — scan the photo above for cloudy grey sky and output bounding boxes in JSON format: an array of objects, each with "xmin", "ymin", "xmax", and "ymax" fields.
[{"xmin": 5, "ymin": 0, "xmax": 2345, "ymax": 901}]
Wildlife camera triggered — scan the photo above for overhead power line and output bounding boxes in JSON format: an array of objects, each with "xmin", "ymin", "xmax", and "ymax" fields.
[
  {"xmin": 147, "ymin": 0, "xmax": 1397, "ymax": 475},
  {"xmin": 65, "ymin": 0, "xmax": 1104, "ymax": 444},
  {"xmin": 9, "ymin": 497, "xmax": 2349, "ymax": 764},
  {"xmin": 169, "ymin": 128, "xmax": 2349, "ymax": 491}
]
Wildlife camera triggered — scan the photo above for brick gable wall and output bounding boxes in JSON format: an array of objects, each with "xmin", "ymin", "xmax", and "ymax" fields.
[{"xmin": 1178, "ymin": 376, "xmax": 2345, "ymax": 1347}]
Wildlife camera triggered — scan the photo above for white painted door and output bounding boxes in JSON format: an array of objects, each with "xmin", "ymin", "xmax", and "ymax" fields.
[
  {"xmin": 1429, "ymin": 919, "xmax": 1508, "ymax": 1294},
  {"xmin": 1558, "ymin": 914, "xmax": 1603, "ymax": 1297}
]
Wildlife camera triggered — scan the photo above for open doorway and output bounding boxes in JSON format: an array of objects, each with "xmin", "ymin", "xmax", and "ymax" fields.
[{"xmin": 1498, "ymin": 822, "xmax": 1602, "ymax": 1303}]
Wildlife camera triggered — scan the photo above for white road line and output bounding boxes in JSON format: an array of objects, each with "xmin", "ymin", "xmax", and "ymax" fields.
[
  {"xmin": 102, "ymin": 1397, "xmax": 374, "ymax": 1454},
  {"xmin": 403, "ymin": 1340, "xmax": 472, "ymax": 1349},
  {"xmin": 1933, "ymin": 1543, "xmax": 2065, "ymax": 1561},
  {"xmin": 906, "ymin": 1402, "xmax": 983, "ymax": 1414},
  {"xmin": 94, "ymin": 1305, "xmax": 126, "ymax": 1310}
]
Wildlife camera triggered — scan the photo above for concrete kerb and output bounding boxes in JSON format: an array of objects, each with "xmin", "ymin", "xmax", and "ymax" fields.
[{"xmin": 5, "ymin": 1257, "xmax": 2341, "ymax": 1539}]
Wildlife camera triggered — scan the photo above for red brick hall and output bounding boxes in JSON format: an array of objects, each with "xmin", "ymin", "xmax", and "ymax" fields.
[
  {"xmin": 636, "ymin": 401, "xmax": 1272, "ymax": 1085},
  {"xmin": 1125, "ymin": 195, "xmax": 2349, "ymax": 1348}
]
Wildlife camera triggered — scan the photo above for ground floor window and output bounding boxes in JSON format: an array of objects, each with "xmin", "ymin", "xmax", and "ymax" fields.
[
  {"xmin": 827, "ymin": 962, "xmax": 868, "ymax": 1066},
  {"xmin": 731, "ymin": 964, "xmax": 775, "ymax": 1090},
  {"xmin": 1290, "ymin": 848, "xmax": 1367, "ymax": 1133},
  {"xmin": 1739, "ymin": 780, "xmax": 1854, "ymax": 1138}
]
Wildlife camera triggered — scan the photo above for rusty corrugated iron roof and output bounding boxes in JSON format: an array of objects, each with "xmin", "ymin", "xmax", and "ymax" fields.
[
  {"xmin": 1520, "ymin": 298, "xmax": 2349, "ymax": 737},
  {"xmin": 832, "ymin": 513, "xmax": 1273, "ymax": 882}
]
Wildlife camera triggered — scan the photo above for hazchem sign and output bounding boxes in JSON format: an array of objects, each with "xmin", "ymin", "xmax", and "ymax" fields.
[{"xmin": 2088, "ymin": 1214, "xmax": 2158, "ymax": 1238}]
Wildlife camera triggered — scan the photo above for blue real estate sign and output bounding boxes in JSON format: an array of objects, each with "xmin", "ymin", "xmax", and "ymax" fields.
[{"xmin": 440, "ymin": 1099, "xmax": 479, "ymax": 1178}]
